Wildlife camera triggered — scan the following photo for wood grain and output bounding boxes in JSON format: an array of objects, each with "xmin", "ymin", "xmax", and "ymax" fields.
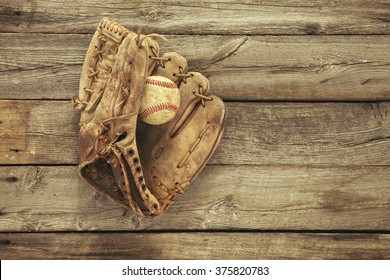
[
  {"xmin": 1, "ymin": 232, "xmax": 389, "ymax": 259},
  {"xmin": 1, "ymin": 100, "xmax": 389, "ymax": 166},
  {"xmin": 1, "ymin": 34, "xmax": 390, "ymax": 100},
  {"xmin": 0, "ymin": 0, "xmax": 389, "ymax": 35},
  {"xmin": 1, "ymin": 165, "xmax": 389, "ymax": 231},
  {"xmin": 0, "ymin": 100, "xmax": 78, "ymax": 165},
  {"xmin": 1, "ymin": 0, "xmax": 390, "ymax": 261}
]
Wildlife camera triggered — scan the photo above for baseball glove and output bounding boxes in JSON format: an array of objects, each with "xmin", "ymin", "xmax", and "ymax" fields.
[{"xmin": 72, "ymin": 18, "xmax": 227, "ymax": 217}]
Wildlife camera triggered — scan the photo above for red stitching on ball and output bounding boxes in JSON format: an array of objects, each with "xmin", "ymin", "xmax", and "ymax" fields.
[
  {"xmin": 146, "ymin": 78, "xmax": 178, "ymax": 89},
  {"xmin": 140, "ymin": 102, "xmax": 179, "ymax": 119}
]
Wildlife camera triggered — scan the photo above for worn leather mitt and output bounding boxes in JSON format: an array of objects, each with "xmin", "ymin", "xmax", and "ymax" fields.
[{"xmin": 72, "ymin": 18, "xmax": 227, "ymax": 217}]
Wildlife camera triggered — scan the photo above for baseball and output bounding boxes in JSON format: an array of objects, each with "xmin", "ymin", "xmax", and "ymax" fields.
[{"xmin": 139, "ymin": 76, "xmax": 180, "ymax": 125}]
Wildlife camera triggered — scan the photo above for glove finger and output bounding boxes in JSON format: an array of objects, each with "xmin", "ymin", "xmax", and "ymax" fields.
[
  {"xmin": 144, "ymin": 36, "xmax": 160, "ymax": 76},
  {"xmin": 76, "ymin": 18, "xmax": 129, "ymax": 125},
  {"xmin": 152, "ymin": 52, "xmax": 188, "ymax": 85},
  {"xmin": 110, "ymin": 33, "xmax": 162, "ymax": 216},
  {"xmin": 170, "ymin": 72, "xmax": 210, "ymax": 138},
  {"xmin": 151, "ymin": 53, "xmax": 211, "ymax": 133}
]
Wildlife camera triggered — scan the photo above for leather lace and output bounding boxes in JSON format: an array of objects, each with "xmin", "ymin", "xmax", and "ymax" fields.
[
  {"xmin": 72, "ymin": 32, "xmax": 109, "ymax": 108},
  {"xmin": 149, "ymin": 54, "xmax": 213, "ymax": 106},
  {"xmin": 173, "ymin": 66, "xmax": 193, "ymax": 83},
  {"xmin": 193, "ymin": 86, "xmax": 213, "ymax": 107},
  {"xmin": 151, "ymin": 167, "xmax": 187, "ymax": 205},
  {"xmin": 74, "ymin": 31, "xmax": 213, "ymax": 109},
  {"xmin": 149, "ymin": 46, "xmax": 170, "ymax": 67}
]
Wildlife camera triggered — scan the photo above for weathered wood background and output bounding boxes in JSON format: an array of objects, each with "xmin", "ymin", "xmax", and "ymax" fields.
[{"xmin": 0, "ymin": 0, "xmax": 390, "ymax": 259}]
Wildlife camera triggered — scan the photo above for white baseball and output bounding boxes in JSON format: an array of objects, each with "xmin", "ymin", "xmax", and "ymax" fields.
[{"xmin": 139, "ymin": 76, "xmax": 180, "ymax": 125}]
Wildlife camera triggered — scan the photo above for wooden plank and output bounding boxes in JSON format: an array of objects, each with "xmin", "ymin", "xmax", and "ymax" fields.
[
  {"xmin": 0, "ymin": 34, "xmax": 85, "ymax": 100},
  {"xmin": 1, "ymin": 232, "xmax": 389, "ymax": 259},
  {"xmin": 0, "ymin": 100, "xmax": 78, "ymax": 165},
  {"xmin": 1, "ymin": 165, "xmax": 389, "ymax": 231},
  {"xmin": 0, "ymin": 0, "xmax": 389, "ymax": 35},
  {"xmin": 1, "ymin": 100, "xmax": 390, "ymax": 166},
  {"xmin": 1, "ymin": 34, "xmax": 390, "ymax": 100}
]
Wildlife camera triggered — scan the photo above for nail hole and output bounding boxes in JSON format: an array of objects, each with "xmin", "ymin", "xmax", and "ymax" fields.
[
  {"xmin": 141, "ymin": 184, "xmax": 146, "ymax": 191},
  {"xmin": 138, "ymin": 176, "xmax": 143, "ymax": 183},
  {"xmin": 136, "ymin": 166, "xmax": 141, "ymax": 173},
  {"xmin": 133, "ymin": 158, "xmax": 139, "ymax": 164},
  {"xmin": 128, "ymin": 149, "xmax": 135, "ymax": 156},
  {"xmin": 5, "ymin": 176, "xmax": 18, "ymax": 183},
  {"xmin": 153, "ymin": 203, "xmax": 158, "ymax": 209}
]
